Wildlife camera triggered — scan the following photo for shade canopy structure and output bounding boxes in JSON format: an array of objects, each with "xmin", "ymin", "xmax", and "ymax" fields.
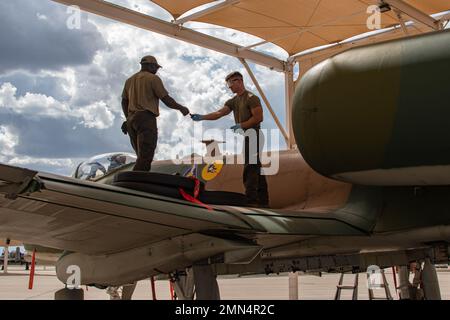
[
  {"xmin": 152, "ymin": 0, "xmax": 213, "ymax": 19},
  {"xmin": 154, "ymin": 0, "xmax": 450, "ymax": 55},
  {"xmin": 52, "ymin": 0, "xmax": 450, "ymax": 148}
]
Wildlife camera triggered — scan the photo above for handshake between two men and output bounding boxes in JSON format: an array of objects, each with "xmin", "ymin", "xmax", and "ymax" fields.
[
  {"xmin": 190, "ymin": 113, "xmax": 242, "ymax": 132},
  {"xmin": 121, "ymin": 65, "xmax": 268, "ymax": 207},
  {"xmin": 121, "ymin": 108, "xmax": 242, "ymax": 136}
]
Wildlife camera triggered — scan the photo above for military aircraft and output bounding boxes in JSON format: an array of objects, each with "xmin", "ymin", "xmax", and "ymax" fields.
[
  {"xmin": 0, "ymin": 246, "xmax": 27, "ymax": 266},
  {"xmin": 1, "ymin": 0, "xmax": 450, "ymax": 300}
]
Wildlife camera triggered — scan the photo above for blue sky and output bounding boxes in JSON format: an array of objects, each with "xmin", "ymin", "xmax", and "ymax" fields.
[{"xmin": 0, "ymin": 0, "xmax": 287, "ymax": 176}]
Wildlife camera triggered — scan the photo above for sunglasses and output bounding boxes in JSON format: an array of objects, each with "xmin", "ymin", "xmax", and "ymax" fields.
[{"xmin": 226, "ymin": 78, "xmax": 241, "ymax": 88}]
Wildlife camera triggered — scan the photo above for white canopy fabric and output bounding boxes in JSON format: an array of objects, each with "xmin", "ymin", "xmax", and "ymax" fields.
[{"xmin": 151, "ymin": 0, "xmax": 450, "ymax": 55}]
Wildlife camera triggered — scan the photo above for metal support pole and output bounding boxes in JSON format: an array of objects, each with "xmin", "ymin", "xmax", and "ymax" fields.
[
  {"xmin": 2, "ymin": 246, "xmax": 8, "ymax": 274},
  {"xmin": 284, "ymin": 60, "xmax": 296, "ymax": 149},
  {"xmin": 288, "ymin": 272, "xmax": 299, "ymax": 300},
  {"xmin": 391, "ymin": 266, "xmax": 399, "ymax": 299},
  {"xmin": 150, "ymin": 276, "xmax": 157, "ymax": 300},
  {"xmin": 397, "ymin": 265, "xmax": 411, "ymax": 299},
  {"xmin": 169, "ymin": 281, "xmax": 175, "ymax": 300},
  {"xmin": 395, "ymin": 10, "xmax": 410, "ymax": 35},
  {"xmin": 28, "ymin": 249, "xmax": 36, "ymax": 290},
  {"xmin": 238, "ymin": 58, "xmax": 290, "ymax": 146}
]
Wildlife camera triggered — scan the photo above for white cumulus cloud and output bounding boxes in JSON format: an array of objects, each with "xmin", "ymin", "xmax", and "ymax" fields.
[
  {"xmin": 77, "ymin": 101, "xmax": 115, "ymax": 129},
  {"xmin": 0, "ymin": 82, "xmax": 115, "ymax": 129},
  {"xmin": 0, "ymin": 125, "xmax": 18, "ymax": 159},
  {"xmin": 0, "ymin": 0, "xmax": 287, "ymax": 175}
]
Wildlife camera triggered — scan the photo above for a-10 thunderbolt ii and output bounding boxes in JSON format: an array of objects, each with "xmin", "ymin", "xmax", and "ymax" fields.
[{"xmin": 1, "ymin": 28, "xmax": 450, "ymax": 300}]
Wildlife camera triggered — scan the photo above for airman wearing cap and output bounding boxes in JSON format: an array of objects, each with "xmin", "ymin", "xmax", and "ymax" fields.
[
  {"xmin": 190, "ymin": 71, "xmax": 269, "ymax": 207},
  {"xmin": 121, "ymin": 55, "xmax": 190, "ymax": 171},
  {"xmin": 140, "ymin": 55, "xmax": 162, "ymax": 68}
]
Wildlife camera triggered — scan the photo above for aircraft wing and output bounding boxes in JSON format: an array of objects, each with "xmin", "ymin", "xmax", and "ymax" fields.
[{"xmin": 0, "ymin": 163, "xmax": 365, "ymax": 256}]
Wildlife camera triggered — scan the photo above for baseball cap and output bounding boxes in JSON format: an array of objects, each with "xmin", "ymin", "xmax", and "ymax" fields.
[
  {"xmin": 140, "ymin": 55, "xmax": 162, "ymax": 68},
  {"xmin": 225, "ymin": 71, "xmax": 243, "ymax": 81}
]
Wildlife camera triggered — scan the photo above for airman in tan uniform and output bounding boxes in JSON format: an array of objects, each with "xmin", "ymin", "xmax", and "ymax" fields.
[
  {"xmin": 122, "ymin": 56, "xmax": 190, "ymax": 171},
  {"xmin": 190, "ymin": 71, "xmax": 269, "ymax": 207}
]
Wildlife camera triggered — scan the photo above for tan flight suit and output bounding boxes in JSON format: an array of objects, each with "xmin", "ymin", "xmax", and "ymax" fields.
[
  {"xmin": 122, "ymin": 71, "xmax": 168, "ymax": 171},
  {"xmin": 225, "ymin": 90, "xmax": 269, "ymax": 206}
]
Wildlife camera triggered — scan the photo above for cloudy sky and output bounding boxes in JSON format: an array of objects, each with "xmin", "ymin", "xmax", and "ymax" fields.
[
  {"xmin": 3, "ymin": 1, "xmax": 446, "ymax": 177},
  {"xmin": 0, "ymin": 0, "xmax": 288, "ymax": 176}
]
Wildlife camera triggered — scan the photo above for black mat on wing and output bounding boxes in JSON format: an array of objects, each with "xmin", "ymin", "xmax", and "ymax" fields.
[
  {"xmin": 112, "ymin": 181, "xmax": 248, "ymax": 207},
  {"xmin": 114, "ymin": 171, "xmax": 204, "ymax": 192},
  {"xmin": 112, "ymin": 181, "xmax": 184, "ymax": 199},
  {"xmin": 199, "ymin": 191, "xmax": 248, "ymax": 207}
]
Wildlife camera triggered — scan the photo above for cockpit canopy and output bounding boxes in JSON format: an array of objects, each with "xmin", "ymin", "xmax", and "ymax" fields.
[{"xmin": 73, "ymin": 152, "xmax": 136, "ymax": 180}]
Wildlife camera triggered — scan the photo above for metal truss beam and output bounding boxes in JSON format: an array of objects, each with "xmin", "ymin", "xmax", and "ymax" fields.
[
  {"xmin": 394, "ymin": 9, "xmax": 410, "ymax": 35},
  {"xmin": 173, "ymin": 0, "xmax": 240, "ymax": 25},
  {"xmin": 289, "ymin": 9, "xmax": 450, "ymax": 64},
  {"xmin": 239, "ymin": 58, "xmax": 290, "ymax": 146},
  {"xmin": 51, "ymin": 0, "xmax": 286, "ymax": 72},
  {"xmin": 383, "ymin": 0, "xmax": 443, "ymax": 31}
]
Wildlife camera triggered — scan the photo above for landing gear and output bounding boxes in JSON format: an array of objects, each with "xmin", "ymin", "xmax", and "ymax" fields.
[
  {"xmin": 422, "ymin": 258, "xmax": 441, "ymax": 300},
  {"xmin": 106, "ymin": 282, "xmax": 137, "ymax": 300},
  {"xmin": 172, "ymin": 268, "xmax": 195, "ymax": 300},
  {"xmin": 106, "ymin": 286, "xmax": 121, "ymax": 300},
  {"xmin": 172, "ymin": 265, "xmax": 221, "ymax": 300},
  {"xmin": 193, "ymin": 265, "xmax": 221, "ymax": 300},
  {"xmin": 396, "ymin": 260, "xmax": 441, "ymax": 300},
  {"xmin": 54, "ymin": 287, "xmax": 84, "ymax": 300},
  {"xmin": 121, "ymin": 282, "xmax": 137, "ymax": 300},
  {"xmin": 397, "ymin": 266, "xmax": 412, "ymax": 299}
]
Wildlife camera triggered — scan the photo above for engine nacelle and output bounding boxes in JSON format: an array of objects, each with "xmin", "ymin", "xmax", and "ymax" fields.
[{"xmin": 293, "ymin": 30, "xmax": 450, "ymax": 186}]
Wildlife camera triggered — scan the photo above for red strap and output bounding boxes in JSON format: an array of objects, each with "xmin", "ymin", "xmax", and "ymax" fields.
[
  {"xmin": 192, "ymin": 177, "xmax": 200, "ymax": 198},
  {"xmin": 179, "ymin": 177, "xmax": 213, "ymax": 211}
]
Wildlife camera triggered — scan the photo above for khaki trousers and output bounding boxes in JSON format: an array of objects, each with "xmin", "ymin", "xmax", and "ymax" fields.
[{"xmin": 127, "ymin": 111, "xmax": 158, "ymax": 171}]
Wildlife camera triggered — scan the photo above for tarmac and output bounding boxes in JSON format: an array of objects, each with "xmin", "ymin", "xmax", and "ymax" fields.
[{"xmin": 0, "ymin": 265, "xmax": 449, "ymax": 300}]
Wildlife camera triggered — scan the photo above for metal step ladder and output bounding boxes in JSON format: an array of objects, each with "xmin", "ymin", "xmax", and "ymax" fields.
[
  {"xmin": 334, "ymin": 273, "xmax": 359, "ymax": 300},
  {"xmin": 367, "ymin": 269, "xmax": 393, "ymax": 300}
]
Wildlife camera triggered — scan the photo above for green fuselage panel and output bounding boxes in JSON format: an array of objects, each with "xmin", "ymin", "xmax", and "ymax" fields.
[{"xmin": 293, "ymin": 30, "xmax": 450, "ymax": 178}]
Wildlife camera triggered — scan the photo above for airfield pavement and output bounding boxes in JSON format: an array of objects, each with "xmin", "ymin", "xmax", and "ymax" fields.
[{"xmin": 0, "ymin": 265, "xmax": 449, "ymax": 300}]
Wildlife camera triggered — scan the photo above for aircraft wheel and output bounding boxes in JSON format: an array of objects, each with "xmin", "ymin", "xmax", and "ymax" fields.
[{"xmin": 54, "ymin": 288, "xmax": 84, "ymax": 300}]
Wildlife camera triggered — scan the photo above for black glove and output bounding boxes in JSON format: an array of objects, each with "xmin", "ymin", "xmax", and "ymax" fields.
[{"xmin": 121, "ymin": 121, "xmax": 128, "ymax": 135}]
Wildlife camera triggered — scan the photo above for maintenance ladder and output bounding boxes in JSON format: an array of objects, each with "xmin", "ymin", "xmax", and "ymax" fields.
[
  {"xmin": 367, "ymin": 269, "xmax": 393, "ymax": 300},
  {"xmin": 334, "ymin": 273, "xmax": 359, "ymax": 300},
  {"xmin": 334, "ymin": 270, "xmax": 393, "ymax": 300}
]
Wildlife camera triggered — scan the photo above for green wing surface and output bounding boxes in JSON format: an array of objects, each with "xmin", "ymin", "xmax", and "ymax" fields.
[{"xmin": 0, "ymin": 164, "xmax": 364, "ymax": 256}]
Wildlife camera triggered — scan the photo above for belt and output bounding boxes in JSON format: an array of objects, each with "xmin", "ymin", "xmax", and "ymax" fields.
[{"xmin": 129, "ymin": 110, "xmax": 156, "ymax": 117}]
